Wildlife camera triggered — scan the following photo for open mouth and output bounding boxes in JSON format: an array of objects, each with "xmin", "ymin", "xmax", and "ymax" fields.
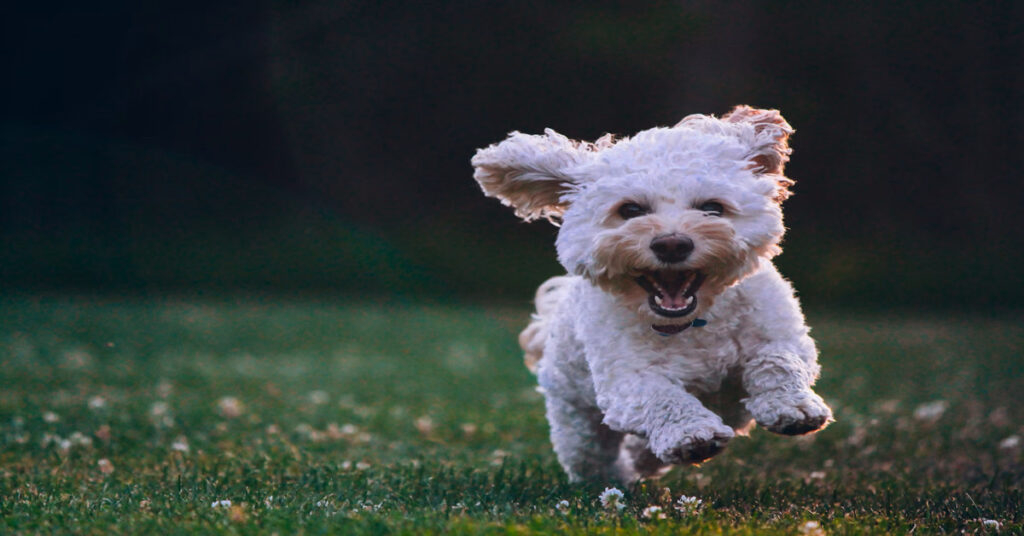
[{"xmin": 634, "ymin": 270, "xmax": 706, "ymax": 319}]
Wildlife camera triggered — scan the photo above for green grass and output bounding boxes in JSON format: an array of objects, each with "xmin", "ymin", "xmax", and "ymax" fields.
[{"xmin": 0, "ymin": 296, "xmax": 1020, "ymax": 534}]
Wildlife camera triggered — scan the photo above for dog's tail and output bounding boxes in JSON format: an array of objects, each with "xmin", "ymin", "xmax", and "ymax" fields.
[{"xmin": 518, "ymin": 275, "xmax": 573, "ymax": 373}]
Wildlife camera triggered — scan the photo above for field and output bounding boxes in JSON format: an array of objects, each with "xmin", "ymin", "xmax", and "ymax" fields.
[{"xmin": 0, "ymin": 296, "xmax": 1021, "ymax": 534}]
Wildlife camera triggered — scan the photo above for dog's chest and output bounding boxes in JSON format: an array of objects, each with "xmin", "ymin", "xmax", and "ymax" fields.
[
  {"xmin": 647, "ymin": 327, "xmax": 740, "ymax": 394},
  {"xmin": 582, "ymin": 319, "xmax": 742, "ymax": 395}
]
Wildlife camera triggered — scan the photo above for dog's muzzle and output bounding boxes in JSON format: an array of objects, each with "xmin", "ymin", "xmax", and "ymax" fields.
[{"xmin": 635, "ymin": 270, "xmax": 706, "ymax": 321}]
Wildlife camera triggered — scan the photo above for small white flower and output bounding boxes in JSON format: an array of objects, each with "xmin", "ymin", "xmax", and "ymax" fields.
[
  {"xmin": 414, "ymin": 416, "xmax": 434, "ymax": 435},
  {"xmin": 149, "ymin": 401, "xmax": 169, "ymax": 417},
  {"xmin": 171, "ymin": 437, "xmax": 190, "ymax": 453},
  {"xmin": 69, "ymin": 431, "xmax": 92, "ymax": 447},
  {"xmin": 88, "ymin": 396, "xmax": 107, "ymax": 410},
  {"xmin": 216, "ymin": 397, "xmax": 244, "ymax": 419},
  {"xmin": 43, "ymin": 411, "xmax": 60, "ymax": 423},
  {"xmin": 798, "ymin": 520, "xmax": 825, "ymax": 535},
  {"xmin": 674, "ymin": 495, "xmax": 703, "ymax": 515},
  {"xmin": 211, "ymin": 499, "xmax": 232, "ymax": 508},
  {"xmin": 642, "ymin": 505, "xmax": 666, "ymax": 519},
  {"xmin": 149, "ymin": 402, "xmax": 174, "ymax": 428},
  {"xmin": 599, "ymin": 487, "xmax": 626, "ymax": 511},
  {"xmin": 998, "ymin": 435, "xmax": 1020, "ymax": 450},
  {"xmin": 982, "ymin": 519, "xmax": 1002, "ymax": 530},
  {"xmin": 309, "ymin": 390, "xmax": 329, "ymax": 405},
  {"xmin": 913, "ymin": 400, "xmax": 948, "ymax": 422},
  {"xmin": 97, "ymin": 458, "xmax": 115, "ymax": 475},
  {"xmin": 555, "ymin": 499, "xmax": 570, "ymax": 513}
]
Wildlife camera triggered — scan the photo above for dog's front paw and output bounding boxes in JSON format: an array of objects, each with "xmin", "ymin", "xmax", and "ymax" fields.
[
  {"xmin": 650, "ymin": 420, "xmax": 735, "ymax": 465},
  {"xmin": 747, "ymin": 389, "xmax": 833, "ymax": 435}
]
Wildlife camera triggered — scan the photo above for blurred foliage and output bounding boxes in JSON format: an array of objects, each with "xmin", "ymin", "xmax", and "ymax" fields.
[{"xmin": 2, "ymin": 1, "xmax": 1021, "ymax": 306}]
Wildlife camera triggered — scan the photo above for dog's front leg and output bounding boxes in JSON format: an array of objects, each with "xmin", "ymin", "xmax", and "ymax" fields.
[
  {"xmin": 742, "ymin": 351, "xmax": 833, "ymax": 435},
  {"xmin": 595, "ymin": 376, "xmax": 735, "ymax": 465}
]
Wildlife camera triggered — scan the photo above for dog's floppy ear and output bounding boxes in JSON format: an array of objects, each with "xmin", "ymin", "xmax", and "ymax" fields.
[
  {"xmin": 722, "ymin": 105, "xmax": 793, "ymax": 175},
  {"xmin": 722, "ymin": 105, "xmax": 795, "ymax": 200},
  {"xmin": 472, "ymin": 129, "xmax": 593, "ymax": 222}
]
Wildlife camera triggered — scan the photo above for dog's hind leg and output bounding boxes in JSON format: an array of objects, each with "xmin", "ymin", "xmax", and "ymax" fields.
[
  {"xmin": 544, "ymin": 396, "xmax": 624, "ymax": 483},
  {"xmin": 615, "ymin": 434, "xmax": 671, "ymax": 484},
  {"xmin": 519, "ymin": 276, "xmax": 574, "ymax": 373}
]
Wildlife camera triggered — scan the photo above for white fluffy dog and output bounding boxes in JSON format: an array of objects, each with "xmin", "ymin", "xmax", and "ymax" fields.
[{"xmin": 471, "ymin": 106, "xmax": 833, "ymax": 484}]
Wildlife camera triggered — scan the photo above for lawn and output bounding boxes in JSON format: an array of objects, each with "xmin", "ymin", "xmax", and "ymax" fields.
[{"xmin": 0, "ymin": 296, "xmax": 1020, "ymax": 534}]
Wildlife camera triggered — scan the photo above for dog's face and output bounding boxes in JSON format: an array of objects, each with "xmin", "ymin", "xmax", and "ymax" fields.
[{"xmin": 473, "ymin": 106, "xmax": 795, "ymax": 332}]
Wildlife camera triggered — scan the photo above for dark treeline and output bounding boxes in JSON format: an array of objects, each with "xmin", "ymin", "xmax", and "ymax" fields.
[{"xmin": 2, "ymin": 1, "xmax": 1022, "ymax": 306}]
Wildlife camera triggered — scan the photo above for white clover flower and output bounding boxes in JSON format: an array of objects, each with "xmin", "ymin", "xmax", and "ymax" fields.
[
  {"xmin": 97, "ymin": 458, "xmax": 115, "ymax": 475},
  {"xmin": 674, "ymin": 495, "xmax": 703, "ymax": 515},
  {"xmin": 88, "ymin": 396, "xmax": 107, "ymax": 410},
  {"xmin": 69, "ymin": 432, "xmax": 93, "ymax": 447},
  {"xmin": 149, "ymin": 402, "xmax": 174, "ymax": 427},
  {"xmin": 642, "ymin": 505, "xmax": 666, "ymax": 519},
  {"xmin": 149, "ymin": 401, "xmax": 169, "ymax": 416},
  {"xmin": 998, "ymin": 435, "xmax": 1020, "ymax": 450},
  {"xmin": 981, "ymin": 519, "xmax": 1002, "ymax": 530},
  {"xmin": 211, "ymin": 499, "xmax": 232, "ymax": 508},
  {"xmin": 599, "ymin": 487, "xmax": 626, "ymax": 511},
  {"xmin": 555, "ymin": 499, "xmax": 570, "ymax": 513},
  {"xmin": 414, "ymin": 416, "xmax": 434, "ymax": 435},
  {"xmin": 43, "ymin": 411, "xmax": 60, "ymax": 423},
  {"xmin": 913, "ymin": 400, "xmax": 948, "ymax": 422},
  {"xmin": 171, "ymin": 437, "xmax": 190, "ymax": 453},
  {"xmin": 309, "ymin": 390, "xmax": 329, "ymax": 405},
  {"xmin": 798, "ymin": 520, "xmax": 825, "ymax": 535},
  {"xmin": 216, "ymin": 396, "xmax": 244, "ymax": 419}
]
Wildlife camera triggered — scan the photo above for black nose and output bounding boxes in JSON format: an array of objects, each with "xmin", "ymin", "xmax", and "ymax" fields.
[{"xmin": 650, "ymin": 234, "xmax": 694, "ymax": 263}]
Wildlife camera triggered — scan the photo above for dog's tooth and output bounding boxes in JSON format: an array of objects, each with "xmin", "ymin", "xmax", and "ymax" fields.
[{"xmin": 654, "ymin": 295, "xmax": 663, "ymax": 306}]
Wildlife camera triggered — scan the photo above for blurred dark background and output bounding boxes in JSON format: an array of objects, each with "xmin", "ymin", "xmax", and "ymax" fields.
[{"xmin": 2, "ymin": 1, "xmax": 1022, "ymax": 308}]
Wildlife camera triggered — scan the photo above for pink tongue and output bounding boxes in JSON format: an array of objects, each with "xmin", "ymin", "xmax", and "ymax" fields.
[{"xmin": 661, "ymin": 289, "xmax": 688, "ymax": 309}]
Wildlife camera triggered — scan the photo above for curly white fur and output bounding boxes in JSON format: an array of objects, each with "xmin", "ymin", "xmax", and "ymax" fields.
[{"xmin": 472, "ymin": 106, "xmax": 832, "ymax": 484}]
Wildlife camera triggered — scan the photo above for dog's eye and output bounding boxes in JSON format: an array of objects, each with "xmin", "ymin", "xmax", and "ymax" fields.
[
  {"xmin": 697, "ymin": 201, "xmax": 725, "ymax": 215},
  {"xmin": 617, "ymin": 202, "xmax": 649, "ymax": 220}
]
